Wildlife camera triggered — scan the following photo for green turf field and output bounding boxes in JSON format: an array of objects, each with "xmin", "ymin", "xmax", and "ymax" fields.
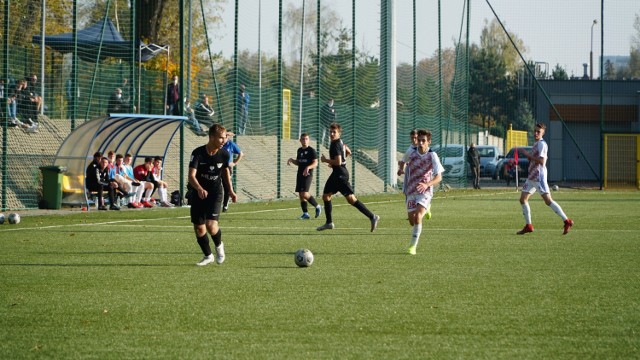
[{"xmin": 1, "ymin": 189, "xmax": 639, "ymax": 359}]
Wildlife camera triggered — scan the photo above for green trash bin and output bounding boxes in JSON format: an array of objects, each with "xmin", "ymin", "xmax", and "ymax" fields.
[{"xmin": 40, "ymin": 166, "xmax": 67, "ymax": 209}]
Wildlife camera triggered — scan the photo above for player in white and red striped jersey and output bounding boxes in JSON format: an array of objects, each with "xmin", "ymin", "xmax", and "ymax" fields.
[{"xmin": 403, "ymin": 129, "xmax": 443, "ymax": 255}]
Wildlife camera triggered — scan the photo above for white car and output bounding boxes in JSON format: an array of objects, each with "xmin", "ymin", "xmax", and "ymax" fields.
[{"xmin": 430, "ymin": 144, "xmax": 466, "ymax": 178}]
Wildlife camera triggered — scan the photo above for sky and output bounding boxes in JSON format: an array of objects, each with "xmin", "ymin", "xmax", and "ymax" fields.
[{"xmin": 215, "ymin": 0, "xmax": 639, "ymax": 77}]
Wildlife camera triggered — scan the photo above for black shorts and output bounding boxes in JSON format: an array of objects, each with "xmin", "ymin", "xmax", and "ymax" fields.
[
  {"xmin": 190, "ymin": 185, "xmax": 223, "ymax": 225},
  {"xmin": 323, "ymin": 170, "xmax": 353, "ymax": 196},
  {"xmin": 295, "ymin": 174, "xmax": 313, "ymax": 193}
]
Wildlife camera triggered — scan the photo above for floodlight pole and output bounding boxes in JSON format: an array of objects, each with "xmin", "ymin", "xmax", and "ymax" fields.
[{"xmin": 590, "ymin": 19, "xmax": 597, "ymax": 80}]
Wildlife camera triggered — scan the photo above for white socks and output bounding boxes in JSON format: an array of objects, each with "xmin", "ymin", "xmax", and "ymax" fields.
[
  {"xmin": 159, "ymin": 187, "xmax": 168, "ymax": 202},
  {"xmin": 549, "ymin": 201, "xmax": 568, "ymax": 221},
  {"xmin": 410, "ymin": 224, "xmax": 423, "ymax": 247},
  {"xmin": 522, "ymin": 203, "xmax": 531, "ymax": 224}
]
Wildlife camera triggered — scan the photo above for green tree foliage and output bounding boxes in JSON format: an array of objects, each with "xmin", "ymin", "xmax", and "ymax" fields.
[
  {"xmin": 469, "ymin": 19, "xmax": 526, "ymax": 135},
  {"xmin": 552, "ymin": 64, "xmax": 568, "ymax": 80}
]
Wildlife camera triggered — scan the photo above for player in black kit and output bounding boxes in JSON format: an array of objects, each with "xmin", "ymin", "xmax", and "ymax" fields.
[
  {"xmin": 287, "ymin": 132, "xmax": 321, "ymax": 219},
  {"xmin": 317, "ymin": 122, "xmax": 380, "ymax": 232},
  {"xmin": 188, "ymin": 124, "xmax": 237, "ymax": 266}
]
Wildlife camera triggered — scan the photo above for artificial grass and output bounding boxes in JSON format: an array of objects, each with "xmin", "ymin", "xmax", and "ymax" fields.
[{"xmin": 1, "ymin": 189, "xmax": 639, "ymax": 359}]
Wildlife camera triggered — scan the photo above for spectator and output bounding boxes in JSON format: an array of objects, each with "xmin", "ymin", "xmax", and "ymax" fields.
[
  {"xmin": 320, "ymin": 98, "xmax": 336, "ymax": 147},
  {"xmin": 221, "ymin": 132, "xmax": 243, "ymax": 212},
  {"xmin": 194, "ymin": 93, "xmax": 215, "ymax": 128},
  {"xmin": 467, "ymin": 142, "xmax": 481, "ymax": 189},
  {"xmin": 166, "ymin": 75, "xmax": 180, "ymax": 115},
  {"xmin": 237, "ymin": 84, "xmax": 249, "ymax": 135},
  {"xmin": 17, "ymin": 79, "xmax": 40, "ymax": 130},
  {"xmin": 107, "ymin": 88, "xmax": 129, "ymax": 114},
  {"xmin": 184, "ymin": 98, "xmax": 207, "ymax": 136}
]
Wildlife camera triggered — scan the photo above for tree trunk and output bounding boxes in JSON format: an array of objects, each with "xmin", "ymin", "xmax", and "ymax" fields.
[{"xmin": 137, "ymin": 0, "xmax": 165, "ymax": 43}]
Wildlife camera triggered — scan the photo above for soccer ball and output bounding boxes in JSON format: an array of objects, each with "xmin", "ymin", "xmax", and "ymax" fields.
[
  {"xmin": 0, "ymin": 213, "xmax": 4, "ymax": 225},
  {"xmin": 7, "ymin": 213, "xmax": 20, "ymax": 225},
  {"xmin": 294, "ymin": 248, "xmax": 314, "ymax": 267},
  {"xmin": 552, "ymin": 184, "xmax": 559, "ymax": 191}
]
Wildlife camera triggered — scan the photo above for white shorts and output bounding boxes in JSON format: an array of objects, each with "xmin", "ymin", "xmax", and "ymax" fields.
[
  {"xmin": 521, "ymin": 179, "xmax": 549, "ymax": 195},
  {"xmin": 406, "ymin": 193, "xmax": 432, "ymax": 213}
]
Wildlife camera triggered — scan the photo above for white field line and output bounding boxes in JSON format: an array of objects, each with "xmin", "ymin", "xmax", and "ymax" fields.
[{"xmin": 0, "ymin": 190, "xmax": 579, "ymax": 234}]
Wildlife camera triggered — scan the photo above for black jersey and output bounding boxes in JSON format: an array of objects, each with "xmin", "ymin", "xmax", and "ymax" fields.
[
  {"xmin": 189, "ymin": 145, "xmax": 230, "ymax": 191},
  {"xmin": 329, "ymin": 138, "xmax": 348, "ymax": 176},
  {"xmin": 296, "ymin": 146, "xmax": 317, "ymax": 176}
]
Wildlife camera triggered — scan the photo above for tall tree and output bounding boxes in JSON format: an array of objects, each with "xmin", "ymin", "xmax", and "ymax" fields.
[{"xmin": 552, "ymin": 64, "xmax": 568, "ymax": 80}]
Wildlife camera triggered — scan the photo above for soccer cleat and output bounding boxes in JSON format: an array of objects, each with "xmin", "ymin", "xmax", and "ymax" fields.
[
  {"xmin": 408, "ymin": 246, "xmax": 417, "ymax": 255},
  {"xmin": 316, "ymin": 222, "xmax": 335, "ymax": 231},
  {"xmin": 98, "ymin": 205, "xmax": 108, "ymax": 211},
  {"xmin": 517, "ymin": 224, "xmax": 534, "ymax": 235},
  {"xmin": 370, "ymin": 214, "xmax": 380, "ymax": 232},
  {"xmin": 141, "ymin": 201, "xmax": 154, "ymax": 208},
  {"xmin": 215, "ymin": 243, "xmax": 225, "ymax": 264},
  {"xmin": 127, "ymin": 202, "xmax": 137, "ymax": 209},
  {"xmin": 196, "ymin": 254, "xmax": 215, "ymax": 266},
  {"xmin": 161, "ymin": 201, "xmax": 175, "ymax": 207},
  {"xmin": 315, "ymin": 206, "xmax": 322, "ymax": 218},
  {"xmin": 109, "ymin": 205, "xmax": 121, "ymax": 211},
  {"xmin": 425, "ymin": 205, "xmax": 432, "ymax": 220},
  {"xmin": 299, "ymin": 213, "xmax": 310, "ymax": 220},
  {"xmin": 222, "ymin": 206, "xmax": 228, "ymax": 213},
  {"xmin": 563, "ymin": 219, "xmax": 574, "ymax": 235}
]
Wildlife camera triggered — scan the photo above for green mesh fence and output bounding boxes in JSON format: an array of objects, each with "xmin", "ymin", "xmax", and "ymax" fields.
[{"xmin": 6, "ymin": 0, "xmax": 638, "ymax": 209}]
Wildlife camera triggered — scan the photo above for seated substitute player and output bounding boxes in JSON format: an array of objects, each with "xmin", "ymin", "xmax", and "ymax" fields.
[
  {"xmin": 517, "ymin": 123, "xmax": 573, "ymax": 235},
  {"xmin": 287, "ymin": 132, "xmax": 321, "ymax": 219},
  {"xmin": 402, "ymin": 129, "xmax": 443, "ymax": 255},
  {"xmin": 133, "ymin": 157, "xmax": 157, "ymax": 208},
  {"xmin": 152, "ymin": 157, "xmax": 175, "ymax": 207},
  {"xmin": 317, "ymin": 122, "xmax": 380, "ymax": 232},
  {"xmin": 189, "ymin": 124, "xmax": 237, "ymax": 266},
  {"xmin": 86, "ymin": 156, "xmax": 120, "ymax": 211},
  {"xmin": 111, "ymin": 154, "xmax": 143, "ymax": 208}
]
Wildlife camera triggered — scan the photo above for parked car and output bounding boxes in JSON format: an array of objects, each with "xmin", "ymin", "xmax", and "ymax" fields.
[
  {"xmin": 494, "ymin": 146, "xmax": 533, "ymax": 181},
  {"xmin": 431, "ymin": 144, "xmax": 466, "ymax": 178},
  {"xmin": 476, "ymin": 145, "xmax": 502, "ymax": 177}
]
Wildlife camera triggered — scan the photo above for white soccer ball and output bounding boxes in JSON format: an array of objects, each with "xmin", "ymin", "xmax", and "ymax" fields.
[
  {"xmin": 0, "ymin": 213, "xmax": 4, "ymax": 225},
  {"xmin": 294, "ymin": 248, "xmax": 314, "ymax": 267},
  {"xmin": 7, "ymin": 213, "xmax": 20, "ymax": 225},
  {"xmin": 552, "ymin": 184, "xmax": 559, "ymax": 191}
]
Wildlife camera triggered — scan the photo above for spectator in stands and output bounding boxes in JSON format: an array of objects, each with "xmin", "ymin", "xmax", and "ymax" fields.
[
  {"xmin": 86, "ymin": 153, "xmax": 120, "ymax": 211},
  {"xmin": 184, "ymin": 98, "xmax": 207, "ymax": 136},
  {"xmin": 237, "ymin": 84, "xmax": 250, "ymax": 135},
  {"xmin": 111, "ymin": 153, "xmax": 143, "ymax": 208},
  {"xmin": 152, "ymin": 156, "xmax": 174, "ymax": 207},
  {"xmin": 107, "ymin": 88, "xmax": 129, "ymax": 114},
  {"xmin": 194, "ymin": 93, "xmax": 215, "ymax": 128},
  {"xmin": 26, "ymin": 74, "xmax": 43, "ymax": 114},
  {"xmin": 320, "ymin": 98, "xmax": 336, "ymax": 147},
  {"xmin": 166, "ymin": 75, "xmax": 180, "ymax": 115},
  {"xmin": 133, "ymin": 157, "xmax": 156, "ymax": 208},
  {"xmin": 16, "ymin": 79, "xmax": 39, "ymax": 132},
  {"xmin": 221, "ymin": 132, "xmax": 243, "ymax": 212}
]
